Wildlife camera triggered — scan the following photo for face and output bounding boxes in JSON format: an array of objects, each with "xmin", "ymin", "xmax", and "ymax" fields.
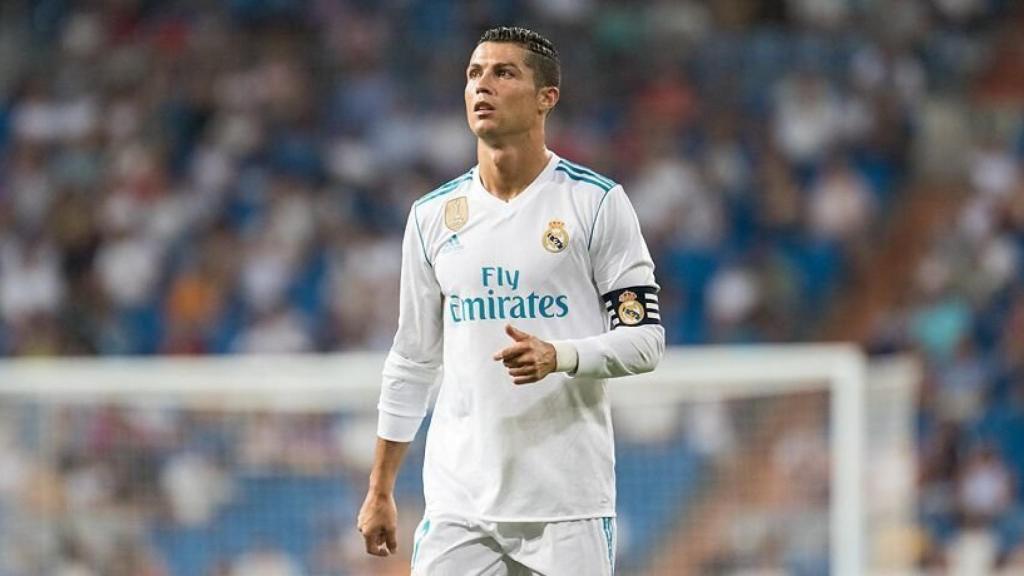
[{"xmin": 465, "ymin": 42, "xmax": 557, "ymax": 141}]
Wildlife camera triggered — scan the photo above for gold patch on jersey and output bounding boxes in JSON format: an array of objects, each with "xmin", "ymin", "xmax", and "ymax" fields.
[
  {"xmin": 618, "ymin": 290, "xmax": 645, "ymax": 325},
  {"xmin": 444, "ymin": 196, "xmax": 469, "ymax": 232},
  {"xmin": 542, "ymin": 220, "xmax": 569, "ymax": 253}
]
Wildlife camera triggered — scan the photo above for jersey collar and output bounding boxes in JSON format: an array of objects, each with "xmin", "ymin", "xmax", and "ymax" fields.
[{"xmin": 472, "ymin": 151, "xmax": 560, "ymax": 209}]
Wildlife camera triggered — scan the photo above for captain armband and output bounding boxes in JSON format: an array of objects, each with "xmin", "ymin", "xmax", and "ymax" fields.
[{"xmin": 603, "ymin": 286, "xmax": 660, "ymax": 328}]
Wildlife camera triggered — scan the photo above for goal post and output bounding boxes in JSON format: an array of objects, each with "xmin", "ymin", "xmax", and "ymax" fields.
[
  {"xmin": 0, "ymin": 346, "xmax": 919, "ymax": 575},
  {"xmin": 609, "ymin": 346, "xmax": 918, "ymax": 575},
  {"xmin": 612, "ymin": 345, "xmax": 866, "ymax": 575}
]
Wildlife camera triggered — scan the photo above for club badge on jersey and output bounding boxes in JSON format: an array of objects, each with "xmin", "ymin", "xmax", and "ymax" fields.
[
  {"xmin": 542, "ymin": 220, "xmax": 569, "ymax": 253},
  {"xmin": 604, "ymin": 286, "xmax": 660, "ymax": 329}
]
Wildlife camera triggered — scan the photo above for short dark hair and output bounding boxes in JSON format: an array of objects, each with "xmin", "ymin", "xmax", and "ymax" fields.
[{"xmin": 477, "ymin": 26, "xmax": 560, "ymax": 90}]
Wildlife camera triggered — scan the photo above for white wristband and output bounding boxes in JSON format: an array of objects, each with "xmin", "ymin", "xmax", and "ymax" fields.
[{"xmin": 551, "ymin": 341, "xmax": 579, "ymax": 374}]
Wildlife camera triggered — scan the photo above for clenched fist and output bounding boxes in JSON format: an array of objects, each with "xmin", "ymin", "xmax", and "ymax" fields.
[{"xmin": 357, "ymin": 492, "xmax": 398, "ymax": 557}]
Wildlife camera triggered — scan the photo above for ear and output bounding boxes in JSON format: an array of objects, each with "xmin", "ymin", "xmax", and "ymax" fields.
[{"xmin": 538, "ymin": 86, "xmax": 559, "ymax": 114}]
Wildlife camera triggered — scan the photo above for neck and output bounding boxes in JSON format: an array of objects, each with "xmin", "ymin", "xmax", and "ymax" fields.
[{"xmin": 476, "ymin": 129, "xmax": 550, "ymax": 202}]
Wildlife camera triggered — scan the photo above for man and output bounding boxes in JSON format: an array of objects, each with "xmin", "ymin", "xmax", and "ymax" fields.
[{"xmin": 357, "ymin": 26, "xmax": 664, "ymax": 575}]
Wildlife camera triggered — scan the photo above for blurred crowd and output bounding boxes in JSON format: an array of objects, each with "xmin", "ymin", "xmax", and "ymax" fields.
[
  {"xmin": 0, "ymin": 403, "xmax": 396, "ymax": 576},
  {"xmin": 1, "ymin": 0, "xmax": 1023, "ymax": 573},
  {"xmin": 867, "ymin": 136, "xmax": 1024, "ymax": 571},
  {"xmin": 0, "ymin": 0, "xmax": 935, "ymax": 357}
]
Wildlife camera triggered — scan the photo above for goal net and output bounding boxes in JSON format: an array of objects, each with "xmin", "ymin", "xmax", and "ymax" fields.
[{"xmin": 0, "ymin": 346, "xmax": 917, "ymax": 576}]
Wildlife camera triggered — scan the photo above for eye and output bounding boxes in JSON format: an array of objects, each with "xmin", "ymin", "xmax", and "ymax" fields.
[
  {"xmin": 497, "ymin": 69, "xmax": 512, "ymax": 78},
  {"xmin": 468, "ymin": 69, "xmax": 480, "ymax": 79}
]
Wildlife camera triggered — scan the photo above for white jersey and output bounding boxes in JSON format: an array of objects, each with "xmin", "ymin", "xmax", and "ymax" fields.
[{"xmin": 379, "ymin": 151, "xmax": 660, "ymax": 522}]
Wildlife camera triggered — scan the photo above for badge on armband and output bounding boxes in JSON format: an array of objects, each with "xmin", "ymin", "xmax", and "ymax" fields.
[
  {"xmin": 605, "ymin": 286, "xmax": 660, "ymax": 329},
  {"xmin": 617, "ymin": 291, "xmax": 645, "ymax": 325}
]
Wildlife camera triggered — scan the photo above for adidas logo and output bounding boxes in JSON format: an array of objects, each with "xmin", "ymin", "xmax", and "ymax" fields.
[{"xmin": 439, "ymin": 234, "xmax": 464, "ymax": 255}]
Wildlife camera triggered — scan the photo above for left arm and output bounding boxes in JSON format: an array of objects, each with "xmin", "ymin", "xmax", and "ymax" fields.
[
  {"xmin": 554, "ymin": 323, "xmax": 664, "ymax": 378},
  {"xmin": 493, "ymin": 313, "xmax": 664, "ymax": 384},
  {"xmin": 495, "ymin": 185, "xmax": 664, "ymax": 383}
]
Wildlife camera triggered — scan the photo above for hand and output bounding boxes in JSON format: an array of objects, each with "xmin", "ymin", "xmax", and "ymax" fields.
[
  {"xmin": 492, "ymin": 324, "xmax": 557, "ymax": 385},
  {"xmin": 357, "ymin": 491, "xmax": 398, "ymax": 557}
]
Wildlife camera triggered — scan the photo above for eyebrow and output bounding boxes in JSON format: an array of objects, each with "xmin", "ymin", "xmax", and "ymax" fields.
[{"xmin": 467, "ymin": 61, "xmax": 522, "ymax": 71}]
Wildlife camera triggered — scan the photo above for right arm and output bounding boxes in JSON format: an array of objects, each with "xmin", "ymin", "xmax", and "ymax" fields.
[
  {"xmin": 357, "ymin": 438, "xmax": 411, "ymax": 556},
  {"xmin": 357, "ymin": 206, "xmax": 443, "ymax": 556}
]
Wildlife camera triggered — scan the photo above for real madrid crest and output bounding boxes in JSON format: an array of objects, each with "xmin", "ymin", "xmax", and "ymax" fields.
[
  {"xmin": 542, "ymin": 220, "xmax": 569, "ymax": 253},
  {"xmin": 617, "ymin": 290, "xmax": 645, "ymax": 325},
  {"xmin": 444, "ymin": 197, "xmax": 469, "ymax": 232}
]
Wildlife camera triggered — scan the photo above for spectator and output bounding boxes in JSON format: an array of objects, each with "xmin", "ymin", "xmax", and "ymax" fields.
[{"xmin": 957, "ymin": 444, "xmax": 1014, "ymax": 528}]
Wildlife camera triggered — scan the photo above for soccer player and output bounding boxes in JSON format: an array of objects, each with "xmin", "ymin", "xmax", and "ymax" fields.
[{"xmin": 357, "ymin": 26, "xmax": 664, "ymax": 575}]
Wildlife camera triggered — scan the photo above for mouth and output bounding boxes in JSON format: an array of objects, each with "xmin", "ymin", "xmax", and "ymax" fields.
[{"xmin": 473, "ymin": 102, "xmax": 496, "ymax": 114}]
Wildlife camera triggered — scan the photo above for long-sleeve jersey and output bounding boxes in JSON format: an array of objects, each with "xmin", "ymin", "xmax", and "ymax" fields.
[{"xmin": 377, "ymin": 152, "xmax": 664, "ymax": 521}]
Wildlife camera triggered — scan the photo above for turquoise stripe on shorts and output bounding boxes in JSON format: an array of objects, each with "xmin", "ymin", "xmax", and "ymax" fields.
[
  {"xmin": 411, "ymin": 518, "xmax": 431, "ymax": 567},
  {"xmin": 602, "ymin": 517, "xmax": 615, "ymax": 574}
]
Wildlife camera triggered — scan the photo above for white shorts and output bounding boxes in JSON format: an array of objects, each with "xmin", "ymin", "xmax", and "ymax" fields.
[{"xmin": 410, "ymin": 513, "xmax": 616, "ymax": 576}]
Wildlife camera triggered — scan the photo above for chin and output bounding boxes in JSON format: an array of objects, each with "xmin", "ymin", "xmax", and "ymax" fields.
[{"xmin": 470, "ymin": 121, "xmax": 500, "ymax": 139}]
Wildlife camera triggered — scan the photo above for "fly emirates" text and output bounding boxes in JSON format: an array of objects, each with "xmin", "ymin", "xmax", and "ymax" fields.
[{"xmin": 448, "ymin": 266, "xmax": 569, "ymax": 323}]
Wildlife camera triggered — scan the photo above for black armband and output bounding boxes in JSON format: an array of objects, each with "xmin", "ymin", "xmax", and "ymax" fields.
[{"xmin": 603, "ymin": 286, "xmax": 660, "ymax": 328}]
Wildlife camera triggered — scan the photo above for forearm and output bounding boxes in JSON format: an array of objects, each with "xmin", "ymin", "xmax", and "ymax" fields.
[
  {"xmin": 552, "ymin": 324, "xmax": 665, "ymax": 379},
  {"xmin": 367, "ymin": 437, "xmax": 411, "ymax": 497},
  {"xmin": 372, "ymin": 351, "xmax": 431, "ymax": 494}
]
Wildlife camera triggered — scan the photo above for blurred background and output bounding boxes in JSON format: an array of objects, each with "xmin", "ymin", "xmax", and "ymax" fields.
[{"xmin": 0, "ymin": 0, "xmax": 1023, "ymax": 574}]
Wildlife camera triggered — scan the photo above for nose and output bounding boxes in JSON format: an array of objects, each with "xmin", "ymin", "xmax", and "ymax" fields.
[{"xmin": 474, "ymin": 70, "xmax": 495, "ymax": 95}]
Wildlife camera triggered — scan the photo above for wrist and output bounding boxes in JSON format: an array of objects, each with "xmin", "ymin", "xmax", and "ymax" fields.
[
  {"xmin": 551, "ymin": 341, "xmax": 579, "ymax": 374},
  {"xmin": 366, "ymin": 479, "xmax": 395, "ymax": 499},
  {"xmin": 367, "ymin": 488, "xmax": 393, "ymax": 500}
]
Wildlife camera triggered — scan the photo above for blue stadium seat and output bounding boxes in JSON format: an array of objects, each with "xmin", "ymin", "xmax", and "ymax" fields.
[{"xmin": 615, "ymin": 433, "xmax": 706, "ymax": 571}]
